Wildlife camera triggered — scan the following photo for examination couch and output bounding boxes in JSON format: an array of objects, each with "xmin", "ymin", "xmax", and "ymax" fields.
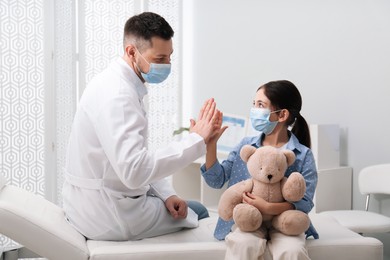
[{"xmin": 0, "ymin": 179, "xmax": 383, "ymax": 260}]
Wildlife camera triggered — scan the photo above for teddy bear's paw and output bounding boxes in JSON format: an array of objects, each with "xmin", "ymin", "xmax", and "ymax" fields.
[
  {"xmin": 233, "ymin": 204, "xmax": 262, "ymax": 232},
  {"xmin": 272, "ymin": 210, "xmax": 310, "ymax": 236},
  {"xmin": 282, "ymin": 172, "xmax": 306, "ymax": 202}
]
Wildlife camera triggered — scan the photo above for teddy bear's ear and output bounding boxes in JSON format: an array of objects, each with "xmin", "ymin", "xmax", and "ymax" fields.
[
  {"xmin": 282, "ymin": 150, "xmax": 296, "ymax": 166},
  {"xmin": 240, "ymin": 145, "xmax": 257, "ymax": 162}
]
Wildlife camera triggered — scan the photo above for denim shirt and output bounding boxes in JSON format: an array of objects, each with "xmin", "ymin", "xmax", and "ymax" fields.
[{"xmin": 201, "ymin": 132, "xmax": 319, "ymax": 240}]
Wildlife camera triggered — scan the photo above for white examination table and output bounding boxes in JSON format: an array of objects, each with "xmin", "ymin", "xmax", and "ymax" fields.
[{"xmin": 0, "ymin": 179, "xmax": 383, "ymax": 260}]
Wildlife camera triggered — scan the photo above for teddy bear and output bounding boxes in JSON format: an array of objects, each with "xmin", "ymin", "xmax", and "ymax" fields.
[{"xmin": 218, "ymin": 145, "xmax": 310, "ymax": 236}]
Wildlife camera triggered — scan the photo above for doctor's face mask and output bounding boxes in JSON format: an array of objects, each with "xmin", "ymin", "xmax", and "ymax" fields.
[{"xmin": 136, "ymin": 49, "xmax": 171, "ymax": 84}]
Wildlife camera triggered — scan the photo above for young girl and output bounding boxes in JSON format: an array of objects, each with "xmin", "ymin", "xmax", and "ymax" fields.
[{"xmin": 201, "ymin": 80, "xmax": 318, "ymax": 259}]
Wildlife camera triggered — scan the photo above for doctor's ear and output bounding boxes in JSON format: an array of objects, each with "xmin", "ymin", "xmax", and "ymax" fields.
[{"xmin": 125, "ymin": 45, "xmax": 137, "ymax": 59}]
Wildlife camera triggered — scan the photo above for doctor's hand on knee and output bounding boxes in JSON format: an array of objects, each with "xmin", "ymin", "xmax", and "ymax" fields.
[
  {"xmin": 190, "ymin": 98, "xmax": 223, "ymax": 144},
  {"xmin": 165, "ymin": 195, "xmax": 188, "ymax": 219}
]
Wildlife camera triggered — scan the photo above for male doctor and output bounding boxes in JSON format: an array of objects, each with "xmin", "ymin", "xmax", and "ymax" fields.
[{"xmin": 62, "ymin": 12, "xmax": 223, "ymax": 241}]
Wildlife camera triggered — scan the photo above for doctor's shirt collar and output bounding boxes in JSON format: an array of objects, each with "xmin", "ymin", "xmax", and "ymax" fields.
[{"xmin": 118, "ymin": 57, "xmax": 148, "ymax": 100}]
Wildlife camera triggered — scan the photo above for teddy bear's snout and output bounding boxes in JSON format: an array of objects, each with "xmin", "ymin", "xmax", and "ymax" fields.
[{"xmin": 267, "ymin": 174, "xmax": 273, "ymax": 180}]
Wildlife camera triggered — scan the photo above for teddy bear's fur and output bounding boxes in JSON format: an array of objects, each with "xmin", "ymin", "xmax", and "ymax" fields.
[{"xmin": 218, "ymin": 145, "xmax": 310, "ymax": 236}]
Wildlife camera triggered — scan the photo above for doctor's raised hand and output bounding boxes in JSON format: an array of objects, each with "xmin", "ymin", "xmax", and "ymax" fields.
[{"xmin": 189, "ymin": 98, "xmax": 222, "ymax": 144}]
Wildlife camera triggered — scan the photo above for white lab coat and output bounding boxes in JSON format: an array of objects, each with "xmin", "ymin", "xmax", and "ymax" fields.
[{"xmin": 62, "ymin": 57, "xmax": 205, "ymax": 241}]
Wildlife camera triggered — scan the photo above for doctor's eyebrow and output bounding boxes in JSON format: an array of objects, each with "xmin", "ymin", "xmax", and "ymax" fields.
[
  {"xmin": 155, "ymin": 50, "xmax": 173, "ymax": 61},
  {"xmin": 156, "ymin": 49, "xmax": 173, "ymax": 57}
]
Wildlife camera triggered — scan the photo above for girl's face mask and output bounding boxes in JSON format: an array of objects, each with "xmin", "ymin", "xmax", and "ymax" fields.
[
  {"xmin": 137, "ymin": 49, "xmax": 171, "ymax": 84},
  {"xmin": 250, "ymin": 107, "xmax": 281, "ymax": 135}
]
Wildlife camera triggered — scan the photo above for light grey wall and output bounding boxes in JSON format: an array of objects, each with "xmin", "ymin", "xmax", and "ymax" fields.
[{"xmin": 182, "ymin": 0, "xmax": 390, "ymax": 256}]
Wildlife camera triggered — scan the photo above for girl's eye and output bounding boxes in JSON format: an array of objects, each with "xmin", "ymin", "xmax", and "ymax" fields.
[{"xmin": 253, "ymin": 101, "xmax": 264, "ymax": 108}]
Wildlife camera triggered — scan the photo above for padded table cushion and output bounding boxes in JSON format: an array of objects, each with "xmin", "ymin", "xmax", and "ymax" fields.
[
  {"xmin": 0, "ymin": 185, "xmax": 89, "ymax": 260},
  {"xmin": 87, "ymin": 214, "xmax": 383, "ymax": 260},
  {"xmin": 320, "ymin": 210, "xmax": 390, "ymax": 234}
]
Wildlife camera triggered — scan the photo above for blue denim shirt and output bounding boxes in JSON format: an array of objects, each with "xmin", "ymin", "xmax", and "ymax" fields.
[{"xmin": 201, "ymin": 132, "xmax": 319, "ymax": 240}]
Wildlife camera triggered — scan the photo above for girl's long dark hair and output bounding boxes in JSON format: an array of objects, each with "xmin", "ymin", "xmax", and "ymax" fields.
[{"xmin": 258, "ymin": 80, "xmax": 311, "ymax": 148}]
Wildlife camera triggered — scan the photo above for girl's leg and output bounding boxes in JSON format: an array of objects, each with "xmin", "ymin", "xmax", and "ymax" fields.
[
  {"xmin": 187, "ymin": 200, "xmax": 209, "ymax": 220},
  {"xmin": 225, "ymin": 226, "xmax": 267, "ymax": 260},
  {"xmin": 268, "ymin": 230, "xmax": 310, "ymax": 260}
]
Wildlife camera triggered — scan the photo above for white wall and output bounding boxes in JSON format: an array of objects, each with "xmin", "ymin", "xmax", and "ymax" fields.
[{"xmin": 183, "ymin": 0, "xmax": 390, "ymax": 256}]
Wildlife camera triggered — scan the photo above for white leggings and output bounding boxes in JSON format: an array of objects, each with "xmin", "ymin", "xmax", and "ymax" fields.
[{"xmin": 225, "ymin": 226, "xmax": 310, "ymax": 260}]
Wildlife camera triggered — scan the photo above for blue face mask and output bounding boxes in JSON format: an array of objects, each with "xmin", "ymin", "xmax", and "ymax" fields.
[
  {"xmin": 137, "ymin": 50, "xmax": 171, "ymax": 84},
  {"xmin": 250, "ymin": 107, "xmax": 280, "ymax": 135}
]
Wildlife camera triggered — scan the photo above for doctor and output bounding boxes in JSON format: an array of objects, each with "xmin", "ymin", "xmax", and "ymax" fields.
[{"xmin": 62, "ymin": 12, "xmax": 222, "ymax": 241}]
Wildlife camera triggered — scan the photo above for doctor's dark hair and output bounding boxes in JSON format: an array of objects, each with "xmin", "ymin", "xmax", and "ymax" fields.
[
  {"xmin": 123, "ymin": 12, "xmax": 174, "ymax": 50},
  {"xmin": 258, "ymin": 80, "xmax": 311, "ymax": 148}
]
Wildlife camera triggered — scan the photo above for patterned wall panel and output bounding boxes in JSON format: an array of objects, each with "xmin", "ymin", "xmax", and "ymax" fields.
[
  {"xmin": 55, "ymin": 0, "xmax": 76, "ymax": 205},
  {"xmin": 0, "ymin": 1, "xmax": 45, "ymax": 196},
  {"xmin": 84, "ymin": 0, "xmax": 135, "ymax": 84},
  {"xmin": 0, "ymin": 0, "xmax": 45, "ymax": 248},
  {"xmin": 146, "ymin": 0, "xmax": 181, "ymax": 152}
]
